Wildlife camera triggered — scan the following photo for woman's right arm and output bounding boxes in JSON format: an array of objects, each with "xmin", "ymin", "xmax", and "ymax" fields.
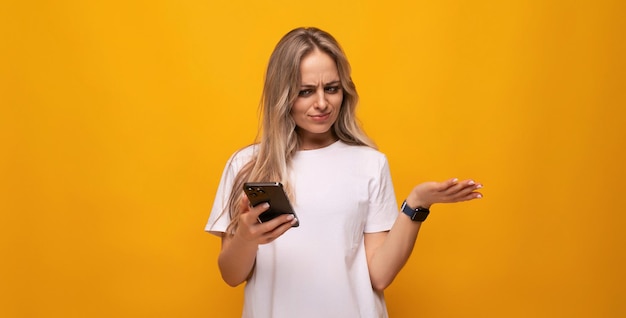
[
  {"xmin": 218, "ymin": 231, "xmax": 261, "ymax": 286},
  {"xmin": 218, "ymin": 198, "xmax": 298, "ymax": 286}
]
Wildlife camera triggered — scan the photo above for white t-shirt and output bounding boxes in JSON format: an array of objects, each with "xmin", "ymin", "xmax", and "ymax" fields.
[{"xmin": 206, "ymin": 140, "xmax": 399, "ymax": 318}]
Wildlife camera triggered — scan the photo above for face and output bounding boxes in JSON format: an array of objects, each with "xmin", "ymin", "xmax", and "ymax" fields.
[{"xmin": 291, "ymin": 49, "xmax": 343, "ymax": 149}]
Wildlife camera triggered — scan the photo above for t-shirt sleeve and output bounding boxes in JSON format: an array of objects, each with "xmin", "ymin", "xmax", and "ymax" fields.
[
  {"xmin": 364, "ymin": 155, "xmax": 399, "ymax": 233},
  {"xmin": 205, "ymin": 153, "xmax": 240, "ymax": 236}
]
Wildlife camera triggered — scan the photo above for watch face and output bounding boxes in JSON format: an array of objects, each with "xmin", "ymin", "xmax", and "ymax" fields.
[{"xmin": 401, "ymin": 200, "xmax": 429, "ymax": 222}]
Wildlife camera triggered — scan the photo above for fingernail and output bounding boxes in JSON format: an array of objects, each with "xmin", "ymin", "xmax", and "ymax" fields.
[
  {"xmin": 476, "ymin": 184, "xmax": 483, "ymax": 189},
  {"xmin": 262, "ymin": 202, "xmax": 270, "ymax": 208},
  {"xmin": 476, "ymin": 194, "xmax": 482, "ymax": 198},
  {"xmin": 468, "ymin": 180, "xmax": 475, "ymax": 185},
  {"xmin": 286, "ymin": 214, "xmax": 294, "ymax": 220},
  {"xmin": 291, "ymin": 218, "xmax": 298, "ymax": 224},
  {"xmin": 452, "ymin": 178, "xmax": 459, "ymax": 183}
]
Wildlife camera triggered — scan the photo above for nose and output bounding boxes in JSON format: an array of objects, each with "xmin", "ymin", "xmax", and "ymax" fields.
[{"xmin": 315, "ymin": 89, "xmax": 328, "ymax": 110}]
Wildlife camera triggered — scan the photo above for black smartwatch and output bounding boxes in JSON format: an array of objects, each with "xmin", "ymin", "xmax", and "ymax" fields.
[{"xmin": 401, "ymin": 200, "xmax": 430, "ymax": 222}]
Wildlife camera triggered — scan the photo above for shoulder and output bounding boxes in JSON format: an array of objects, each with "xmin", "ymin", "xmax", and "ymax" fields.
[
  {"xmin": 225, "ymin": 144, "xmax": 258, "ymax": 169},
  {"xmin": 329, "ymin": 141, "xmax": 390, "ymax": 174},
  {"xmin": 336, "ymin": 141, "xmax": 388, "ymax": 161}
]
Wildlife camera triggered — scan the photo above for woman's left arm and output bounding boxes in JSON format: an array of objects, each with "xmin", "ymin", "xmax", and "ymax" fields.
[{"xmin": 365, "ymin": 178, "xmax": 482, "ymax": 291}]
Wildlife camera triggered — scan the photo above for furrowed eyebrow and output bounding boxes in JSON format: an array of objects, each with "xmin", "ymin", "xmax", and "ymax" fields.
[{"xmin": 300, "ymin": 80, "xmax": 341, "ymax": 88}]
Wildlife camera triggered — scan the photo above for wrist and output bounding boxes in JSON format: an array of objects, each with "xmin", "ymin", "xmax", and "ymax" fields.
[
  {"xmin": 401, "ymin": 200, "xmax": 430, "ymax": 222},
  {"xmin": 232, "ymin": 231, "xmax": 260, "ymax": 250},
  {"xmin": 406, "ymin": 195, "xmax": 431, "ymax": 210}
]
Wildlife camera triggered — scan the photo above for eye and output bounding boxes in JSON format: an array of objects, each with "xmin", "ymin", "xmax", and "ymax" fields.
[
  {"xmin": 324, "ymin": 86, "xmax": 340, "ymax": 94},
  {"xmin": 298, "ymin": 89, "xmax": 314, "ymax": 97}
]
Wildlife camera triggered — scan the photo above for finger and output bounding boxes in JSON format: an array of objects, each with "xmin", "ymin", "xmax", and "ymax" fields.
[
  {"xmin": 248, "ymin": 202, "xmax": 271, "ymax": 219},
  {"xmin": 238, "ymin": 201, "xmax": 270, "ymax": 228},
  {"xmin": 461, "ymin": 191, "xmax": 483, "ymax": 201},
  {"xmin": 438, "ymin": 178, "xmax": 459, "ymax": 191},
  {"xmin": 452, "ymin": 188, "xmax": 483, "ymax": 202},
  {"xmin": 260, "ymin": 215, "xmax": 297, "ymax": 244},
  {"xmin": 258, "ymin": 213, "xmax": 296, "ymax": 230},
  {"xmin": 448, "ymin": 179, "xmax": 479, "ymax": 195},
  {"xmin": 454, "ymin": 180, "xmax": 482, "ymax": 195},
  {"xmin": 463, "ymin": 181, "xmax": 483, "ymax": 195}
]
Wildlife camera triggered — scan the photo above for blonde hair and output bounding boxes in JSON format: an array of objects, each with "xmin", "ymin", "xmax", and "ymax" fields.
[{"xmin": 224, "ymin": 27, "xmax": 375, "ymax": 235}]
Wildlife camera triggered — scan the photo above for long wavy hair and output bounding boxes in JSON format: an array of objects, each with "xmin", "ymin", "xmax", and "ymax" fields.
[{"xmin": 224, "ymin": 27, "xmax": 376, "ymax": 235}]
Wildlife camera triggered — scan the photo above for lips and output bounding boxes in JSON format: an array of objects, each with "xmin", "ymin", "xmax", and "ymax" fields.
[{"xmin": 310, "ymin": 113, "xmax": 331, "ymax": 121}]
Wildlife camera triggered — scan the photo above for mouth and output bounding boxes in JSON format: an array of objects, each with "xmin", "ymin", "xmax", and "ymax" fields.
[{"xmin": 309, "ymin": 113, "xmax": 331, "ymax": 121}]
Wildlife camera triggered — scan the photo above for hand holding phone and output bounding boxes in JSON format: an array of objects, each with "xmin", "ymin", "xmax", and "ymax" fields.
[{"xmin": 243, "ymin": 182, "xmax": 299, "ymax": 227}]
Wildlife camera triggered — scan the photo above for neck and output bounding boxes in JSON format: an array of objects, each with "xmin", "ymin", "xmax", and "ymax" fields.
[{"xmin": 297, "ymin": 131, "xmax": 338, "ymax": 150}]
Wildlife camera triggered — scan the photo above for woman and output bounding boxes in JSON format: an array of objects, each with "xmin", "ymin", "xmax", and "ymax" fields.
[{"xmin": 206, "ymin": 27, "xmax": 482, "ymax": 318}]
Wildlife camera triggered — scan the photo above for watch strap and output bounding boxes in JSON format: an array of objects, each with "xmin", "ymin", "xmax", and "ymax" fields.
[{"xmin": 401, "ymin": 200, "xmax": 430, "ymax": 222}]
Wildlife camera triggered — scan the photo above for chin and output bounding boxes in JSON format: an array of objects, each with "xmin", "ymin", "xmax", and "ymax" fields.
[
  {"xmin": 313, "ymin": 126, "xmax": 334, "ymax": 134},
  {"xmin": 299, "ymin": 127, "xmax": 332, "ymax": 135}
]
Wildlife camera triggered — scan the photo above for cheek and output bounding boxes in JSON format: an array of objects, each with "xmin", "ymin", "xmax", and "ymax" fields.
[
  {"xmin": 291, "ymin": 101, "xmax": 306, "ymax": 117},
  {"xmin": 333, "ymin": 93, "xmax": 344, "ymax": 108},
  {"xmin": 290, "ymin": 102, "xmax": 308, "ymax": 127}
]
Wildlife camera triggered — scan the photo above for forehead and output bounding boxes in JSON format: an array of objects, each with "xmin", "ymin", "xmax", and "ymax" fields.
[{"xmin": 299, "ymin": 50, "xmax": 339, "ymax": 82}]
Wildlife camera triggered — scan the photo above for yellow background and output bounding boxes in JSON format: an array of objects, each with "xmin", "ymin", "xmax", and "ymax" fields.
[{"xmin": 2, "ymin": 0, "xmax": 625, "ymax": 317}]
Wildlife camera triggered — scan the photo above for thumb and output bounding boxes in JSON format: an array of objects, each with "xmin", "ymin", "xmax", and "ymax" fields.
[{"xmin": 239, "ymin": 194, "xmax": 251, "ymax": 213}]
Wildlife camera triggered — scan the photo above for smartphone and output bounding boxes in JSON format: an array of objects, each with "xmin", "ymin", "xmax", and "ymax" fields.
[{"xmin": 243, "ymin": 182, "xmax": 299, "ymax": 227}]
